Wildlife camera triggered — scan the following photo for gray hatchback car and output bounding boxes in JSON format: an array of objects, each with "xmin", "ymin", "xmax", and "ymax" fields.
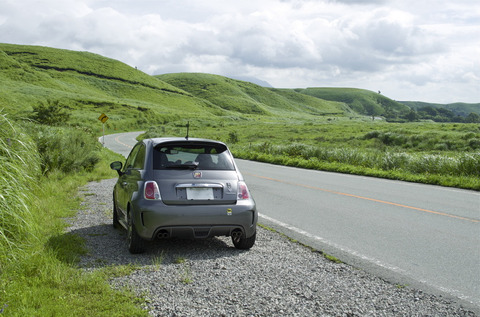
[{"xmin": 110, "ymin": 137, "xmax": 257, "ymax": 253}]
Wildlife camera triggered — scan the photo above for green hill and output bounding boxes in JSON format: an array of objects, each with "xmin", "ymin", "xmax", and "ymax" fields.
[
  {"xmin": 0, "ymin": 43, "xmax": 230, "ymax": 131},
  {"xmin": 3, "ymin": 43, "xmax": 476, "ymax": 130},
  {"xmin": 296, "ymin": 87, "xmax": 410, "ymax": 118},
  {"xmin": 156, "ymin": 73, "xmax": 349, "ymax": 118},
  {"xmin": 399, "ymin": 101, "xmax": 480, "ymax": 116},
  {"xmin": 0, "ymin": 43, "xmax": 364, "ymax": 131}
]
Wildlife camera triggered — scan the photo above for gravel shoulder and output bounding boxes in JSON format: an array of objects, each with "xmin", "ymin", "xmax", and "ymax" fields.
[{"xmin": 67, "ymin": 178, "xmax": 477, "ymax": 316}]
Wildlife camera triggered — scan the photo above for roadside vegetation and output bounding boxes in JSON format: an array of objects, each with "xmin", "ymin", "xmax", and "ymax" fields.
[
  {"xmin": 0, "ymin": 43, "xmax": 479, "ymax": 314},
  {"xmin": 0, "ymin": 112, "xmax": 146, "ymax": 316}
]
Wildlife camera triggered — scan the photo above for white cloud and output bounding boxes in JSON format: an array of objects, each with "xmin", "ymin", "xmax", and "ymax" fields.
[{"xmin": 0, "ymin": 0, "xmax": 479, "ymax": 103}]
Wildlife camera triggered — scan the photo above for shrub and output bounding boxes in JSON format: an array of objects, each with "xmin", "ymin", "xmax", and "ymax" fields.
[
  {"xmin": 227, "ymin": 131, "xmax": 239, "ymax": 144},
  {"xmin": 23, "ymin": 124, "xmax": 101, "ymax": 174},
  {"xmin": 363, "ymin": 130, "xmax": 380, "ymax": 139},
  {"xmin": 468, "ymin": 138, "xmax": 480, "ymax": 150},
  {"xmin": 31, "ymin": 100, "xmax": 71, "ymax": 126}
]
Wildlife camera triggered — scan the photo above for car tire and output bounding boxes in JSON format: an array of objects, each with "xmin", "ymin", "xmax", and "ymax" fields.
[
  {"xmin": 232, "ymin": 231, "xmax": 256, "ymax": 250},
  {"xmin": 112, "ymin": 201, "xmax": 121, "ymax": 229},
  {"xmin": 127, "ymin": 210, "xmax": 146, "ymax": 254}
]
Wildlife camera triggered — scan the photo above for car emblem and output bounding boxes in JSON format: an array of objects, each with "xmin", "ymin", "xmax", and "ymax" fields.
[{"xmin": 193, "ymin": 172, "xmax": 202, "ymax": 178}]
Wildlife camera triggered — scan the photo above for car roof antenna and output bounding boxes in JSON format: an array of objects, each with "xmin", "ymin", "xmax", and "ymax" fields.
[{"xmin": 185, "ymin": 121, "xmax": 190, "ymax": 140}]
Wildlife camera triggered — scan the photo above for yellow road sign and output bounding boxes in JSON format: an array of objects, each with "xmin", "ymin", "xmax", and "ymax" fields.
[{"xmin": 98, "ymin": 113, "xmax": 109, "ymax": 123}]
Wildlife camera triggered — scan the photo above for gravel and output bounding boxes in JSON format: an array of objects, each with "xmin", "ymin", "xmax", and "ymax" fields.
[{"xmin": 67, "ymin": 178, "xmax": 477, "ymax": 316}]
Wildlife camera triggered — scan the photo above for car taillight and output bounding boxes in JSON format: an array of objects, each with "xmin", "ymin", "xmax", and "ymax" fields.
[
  {"xmin": 237, "ymin": 181, "xmax": 250, "ymax": 200},
  {"xmin": 144, "ymin": 181, "xmax": 161, "ymax": 200}
]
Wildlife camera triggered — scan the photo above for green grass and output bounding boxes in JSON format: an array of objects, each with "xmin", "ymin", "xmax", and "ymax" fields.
[
  {"xmin": 0, "ymin": 171, "xmax": 147, "ymax": 316},
  {"xmin": 0, "ymin": 113, "xmax": 147, "ymax": 316}
]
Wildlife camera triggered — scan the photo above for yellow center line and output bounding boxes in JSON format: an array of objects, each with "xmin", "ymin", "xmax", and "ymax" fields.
[
  {"xmin": 247, "ymin": 173, "xmax": 479, "ymax": 223},
  {"xmin": 115, "ymin": 135, "xmax": 134, "ymax": 149}
]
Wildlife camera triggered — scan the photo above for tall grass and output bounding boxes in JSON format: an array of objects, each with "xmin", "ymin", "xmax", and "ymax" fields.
[
  {"xmin": 0, "ymin": 112, "xmax": 40, "ymax": 259},
  {"xmin": 0, "ymin": 112, "xmax": 146, "ymax": 315},
  {"xmin": 233, "ymin": 142, "xmax": 480, "ymax": 189}
]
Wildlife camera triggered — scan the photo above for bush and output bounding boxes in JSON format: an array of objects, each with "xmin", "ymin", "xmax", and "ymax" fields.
[
  {"xmin": 468, "ymin": 138, "xmax": 480, "ymax": 150},
  {"xmin": 31, "ymin": 100, "xmax": 71, "ymax": 126},
  {"xmin": 23, "ymin": 124, "xmax": 101, "ymax": 174}
]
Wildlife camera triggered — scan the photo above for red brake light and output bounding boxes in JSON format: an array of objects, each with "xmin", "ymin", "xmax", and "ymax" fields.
[
  {"xmin": 237, "ymin": 182, "xmax": 250, "ymax": 200},
  {"xmin": 144, "ymin": 181, "xmax": 161, "ymax": 200}
]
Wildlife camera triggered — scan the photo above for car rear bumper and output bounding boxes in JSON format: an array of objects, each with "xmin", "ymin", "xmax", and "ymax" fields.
[{"xmin": 132, "ymin": 199, "xmax": 257, "ymax": 240}]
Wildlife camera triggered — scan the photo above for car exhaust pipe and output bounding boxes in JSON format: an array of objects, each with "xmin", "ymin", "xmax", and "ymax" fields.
[
  {"xmin": 157, "ymin": 230, "xmax": 170, "ymax": 239},
  {"xmin": 231, "ymin": 229, "xmax": 243, "ymax": 239}
]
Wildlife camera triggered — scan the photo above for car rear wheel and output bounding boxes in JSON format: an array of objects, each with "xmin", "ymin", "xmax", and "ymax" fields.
[
  {"xmin": 232, "ymin": 231, "xmax": 256, "ymax": 250},
  {"xmin": 127, "ymin": 210, "xmax": 146, "ymax": 254}
]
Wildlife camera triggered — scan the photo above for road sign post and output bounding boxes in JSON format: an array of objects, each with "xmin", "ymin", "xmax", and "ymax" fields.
[{"xmin": 98, "ymin": 113, "xmax": 109, "ymax": 146}]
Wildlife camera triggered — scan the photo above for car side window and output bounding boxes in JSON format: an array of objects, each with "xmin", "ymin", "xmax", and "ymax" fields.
[
  {"xmin": 132, "ymin": 144, "xmax": 146, "ymax": 169},
  {"xmin": 123, "ymin": 144, "xmax": 141, "ymax": 171}
]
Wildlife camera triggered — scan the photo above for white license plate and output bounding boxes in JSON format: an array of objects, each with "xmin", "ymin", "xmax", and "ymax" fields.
[{"xmin": 186, "ymin": 187, "xmax": 214, "ymax": 200}]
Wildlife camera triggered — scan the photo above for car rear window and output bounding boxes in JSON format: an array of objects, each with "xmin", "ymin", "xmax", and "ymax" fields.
[{"xmin": 152, "ymin": 142, "xmax": 235, "ymax": 170}]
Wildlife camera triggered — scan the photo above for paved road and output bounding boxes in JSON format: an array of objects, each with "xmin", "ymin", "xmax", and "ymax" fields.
[
  {"xmin": 102, "ymin": 132, "xmax": 480, "ymax": 310},
  {"xmin": 101, "ymin": 131, "xmax": 141, "ymax": 157}
]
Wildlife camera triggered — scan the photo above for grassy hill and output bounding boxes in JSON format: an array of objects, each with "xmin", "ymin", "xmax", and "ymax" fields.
[
  {"xmin": 400, "ymin": 101, "xmax": 480, "ymax": 116},
  {"xmin": 0, "ymin": 43, "xmax": 231, "ymax": 131},
  {"xmin": 2, "ymin": 43, "xmax": 478, "ymax": 131},
  {"xmin": 156, "ymin": 73, "xmax": 349, "ymax": 119},
  {"xmin": 1, "ymin": 43, "xmax": 408, "ymax": 132},
  {"xmin": 296, "ymin": 87, "xmax": 410, "ymax": 118}
]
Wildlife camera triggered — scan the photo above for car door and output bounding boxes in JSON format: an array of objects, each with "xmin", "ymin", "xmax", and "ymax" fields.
[{"xmin": 116, "ymin": 143, "xmax": 145, "ymax": 218}]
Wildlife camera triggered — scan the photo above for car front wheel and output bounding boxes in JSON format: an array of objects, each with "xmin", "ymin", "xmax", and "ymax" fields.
[
  {"xmin": 232, "ymin": 231, "xmax": 256, "ymax": 250},
  {"xmin": 127, "ymin": 210, "xmax": 146, "ymax": 254}
]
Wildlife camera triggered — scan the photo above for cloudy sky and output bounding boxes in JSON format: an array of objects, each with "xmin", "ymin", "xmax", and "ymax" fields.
[{"xmin": 1, "ymin": 0, "xmax": 479, "ymax": 103}]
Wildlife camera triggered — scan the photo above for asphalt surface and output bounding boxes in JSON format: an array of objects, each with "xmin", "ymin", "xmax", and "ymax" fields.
[{"xmin": 102, "ymin": 131, "xmax": 480, "ymax": 312}]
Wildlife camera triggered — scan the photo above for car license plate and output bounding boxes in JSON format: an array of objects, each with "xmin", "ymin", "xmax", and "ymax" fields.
[{"xmin": 186, "ymin": 187, "xmax": 214, "ymax": 200}]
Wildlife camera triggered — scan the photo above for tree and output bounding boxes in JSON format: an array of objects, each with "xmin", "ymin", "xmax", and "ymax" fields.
[
  {"xmin": 419, "ymin": 106, "xmax": 438, "ymax": 117},
  {"xmin": 465, "ymin": 112, "xmax": 480, "ymax": 123},
  {"xmin": 404, "ymin": 109, "xmax": 419, "ymax": 122}
]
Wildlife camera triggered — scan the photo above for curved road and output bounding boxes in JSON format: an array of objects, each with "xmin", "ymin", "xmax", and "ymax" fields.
[{"xmin": 102, "ymin": 132, "xmax": 480, "ymax": 311}]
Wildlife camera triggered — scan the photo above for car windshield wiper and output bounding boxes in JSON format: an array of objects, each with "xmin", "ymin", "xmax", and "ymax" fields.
[{"xmin": 165, "ymin": 163, "xmax": 199, "ymax": 170}]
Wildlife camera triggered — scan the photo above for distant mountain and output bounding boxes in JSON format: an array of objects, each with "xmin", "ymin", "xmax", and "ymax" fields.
[{"xmin": 226, "ymin": 75, "xmax": 274, "ymax": 88}]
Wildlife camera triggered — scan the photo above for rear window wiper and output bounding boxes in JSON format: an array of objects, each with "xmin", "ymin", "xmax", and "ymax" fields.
[{"xmin": 165, "ymin": 163, "xmax": 199, "ymax": 169}]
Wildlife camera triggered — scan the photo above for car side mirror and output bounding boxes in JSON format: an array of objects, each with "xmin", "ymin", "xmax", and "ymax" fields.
[{"xmin": 110, "ymin": 161, "xmax": 124, "ymax": 176}]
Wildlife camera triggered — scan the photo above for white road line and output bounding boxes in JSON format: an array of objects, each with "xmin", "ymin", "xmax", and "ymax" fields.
[{"xmin": 259, "ymin": 213, "xmax": 406, "ymax": 274}]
